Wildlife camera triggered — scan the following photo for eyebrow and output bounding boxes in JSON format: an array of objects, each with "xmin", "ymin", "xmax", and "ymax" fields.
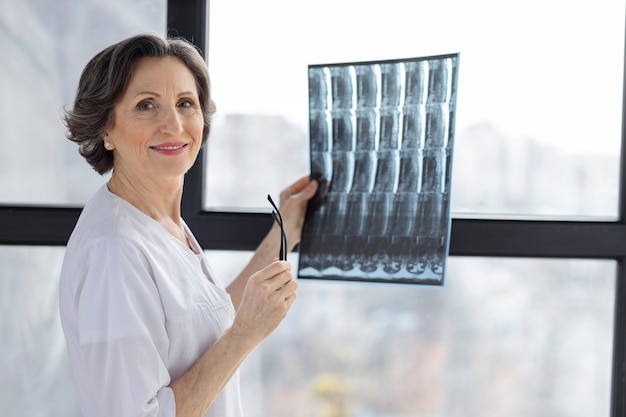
[{"xmin": 134, "ymin": 91, "xmax": 198, "ymax": 98}]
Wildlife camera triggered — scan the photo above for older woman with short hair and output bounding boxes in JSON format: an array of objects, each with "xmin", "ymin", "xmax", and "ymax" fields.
[{"xmin": 59, "ymin": 33, "xmax": 317, "ymax": 417}]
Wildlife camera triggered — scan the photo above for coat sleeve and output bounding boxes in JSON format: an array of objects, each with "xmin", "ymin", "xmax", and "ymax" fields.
[{"xmin": 71, "ymin": 237, "xmax": 176, "ymax": 417}]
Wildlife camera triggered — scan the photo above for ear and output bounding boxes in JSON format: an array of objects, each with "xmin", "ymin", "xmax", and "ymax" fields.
[{"xmin": 103, "ymin": 132, "xmax": 115, "ymax": 150}]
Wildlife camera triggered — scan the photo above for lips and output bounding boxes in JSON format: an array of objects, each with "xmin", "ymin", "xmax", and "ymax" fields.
[
  {"xmin": 151, "ymin": 143, "xmax": 187, "ymax": 150},
  {"xmin": 150, "ymin": 142, "xmax": 188, "ymax": 155}
]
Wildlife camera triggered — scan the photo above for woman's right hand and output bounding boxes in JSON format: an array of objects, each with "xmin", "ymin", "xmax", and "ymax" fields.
[
  {"xmin": 170, "ymin": 260, "xmax": 297, "ymax": 416},
  {"xmin": 229, "ymin": 260, "xmax": 298, "ymax": 348}
]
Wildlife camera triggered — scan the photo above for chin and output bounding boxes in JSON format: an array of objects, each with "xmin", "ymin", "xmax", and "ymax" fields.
[{"xmin": 159, "ymin": 163, "xmax": 195, "ymax": 179}]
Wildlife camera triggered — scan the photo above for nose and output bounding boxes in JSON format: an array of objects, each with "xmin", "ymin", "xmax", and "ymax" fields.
[{"xmin": 159, "ymin": 106, "xmax": 184, "ymax": 135}]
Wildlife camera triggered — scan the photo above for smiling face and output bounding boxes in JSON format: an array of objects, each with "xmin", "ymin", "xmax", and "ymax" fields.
[{"xmin": 105, "ymin": 57, "xmax": 204, "ymax": 184}]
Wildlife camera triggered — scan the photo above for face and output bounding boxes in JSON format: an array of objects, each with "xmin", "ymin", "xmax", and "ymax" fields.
[{"xmin": 105, "ymin": 57, "xmax": 204, "ymax": 183}]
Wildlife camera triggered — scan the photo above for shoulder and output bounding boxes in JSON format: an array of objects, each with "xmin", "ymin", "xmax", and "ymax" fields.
[
  {"xmin": 65, "ymin": 185, "xmax": 173, "ymax": 264},
  {"xmin": 69, "ymin": 185, "xmax": 144, "ymax": 245},
  {"xmin": 61, "ymin": 186, "xmax": 158, "ymax": 289}
]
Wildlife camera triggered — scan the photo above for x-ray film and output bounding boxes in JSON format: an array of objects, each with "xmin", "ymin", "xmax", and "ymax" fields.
[{"xmin": 298, "ymin": 54, "xmax": 459, "ymax": 285}]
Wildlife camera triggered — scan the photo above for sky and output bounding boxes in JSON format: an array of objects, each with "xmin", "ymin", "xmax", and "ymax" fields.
[{"xmin": 206, "ymin": 0, "xmax": 626, "ymax": 156}]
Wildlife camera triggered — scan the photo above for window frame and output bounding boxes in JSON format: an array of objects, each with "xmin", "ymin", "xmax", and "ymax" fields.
[{"xmin": 0, "ymin": 0, "xmax": 624, "ymax": 414}]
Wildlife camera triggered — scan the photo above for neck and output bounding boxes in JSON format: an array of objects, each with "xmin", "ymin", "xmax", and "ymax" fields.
[{"xmin": 107, "ymin": 169, "xmax": 184, "ymax": 225}]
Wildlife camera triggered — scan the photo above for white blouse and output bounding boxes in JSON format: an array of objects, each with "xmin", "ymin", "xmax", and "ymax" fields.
[{"xmin": 59, "ymin": 185, "xmax": 243, "ymax": 417}]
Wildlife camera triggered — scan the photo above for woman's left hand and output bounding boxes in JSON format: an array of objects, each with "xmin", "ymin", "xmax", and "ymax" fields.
[{"xmin": 276, "ymin": 175, "xmax": 318, "ymax": 252}]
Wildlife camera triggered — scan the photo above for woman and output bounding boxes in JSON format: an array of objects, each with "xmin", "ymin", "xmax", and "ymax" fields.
[{"xmin": 59, "ymin": 33, "xmax": 318, "ymax": 417}]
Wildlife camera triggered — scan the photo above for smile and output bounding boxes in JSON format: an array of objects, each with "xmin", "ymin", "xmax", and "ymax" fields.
[
  {"xmin": 151, "ymin": 144, "xmax": 187, "ymax": 150},
  {"xmin": 150, "ymin": 143, "xmax": 188, "ymax": 155}
]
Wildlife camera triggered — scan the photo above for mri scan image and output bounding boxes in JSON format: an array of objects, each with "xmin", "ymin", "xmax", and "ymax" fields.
[{"xmin": 299, "ymin": 54, "xmax": 459, "ymax": 285}]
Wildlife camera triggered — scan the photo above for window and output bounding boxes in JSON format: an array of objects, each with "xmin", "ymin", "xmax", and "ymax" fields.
[
  {"xmin": 205, "ymin": 0, "xmax": 624, "ymax": 220},
  {"xmin": 0, "ymin": 246, "xmax": 79, "ymax": 415},
  {"xmin": 199, "ymin": 1, "xmax": 626, "ymax": 415},
  {"xmin": 1, "ymin": 1, "xmax": 625, "ymax": 416},
  {"xmin": 0, "ymin": 0, "xmax": 166, "ymax": 206},
  {"xmin": 209, "ymin": 253, "xmax": 616, "ymax": 416}
]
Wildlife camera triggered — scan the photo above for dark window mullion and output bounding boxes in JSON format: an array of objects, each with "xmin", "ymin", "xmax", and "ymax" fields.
[
  {"xmin": 186, "ymin": 214, "xmax": 626, "ymax": 259},
  {"xmin": 611, "ymin": 259, "xmax": 626, "ymax": 417},
  {"xmin": 166, "ymin": 0, "xmax": 207, "ymax": 54},
  {"xmin": 0, "ymin": 206, "xmax": 80, "ymax": 246}
]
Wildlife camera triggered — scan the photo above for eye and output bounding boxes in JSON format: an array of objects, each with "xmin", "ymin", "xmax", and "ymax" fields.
[
  {"xmin": 137, "ymin": 100, "xmax": 155, "ymax": 111},
  {"xmin": 178, "ymin": 98, "xmax": 197, "ymax": 109}
]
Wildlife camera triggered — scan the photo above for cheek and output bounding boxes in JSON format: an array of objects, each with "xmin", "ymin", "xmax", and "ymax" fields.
[
  {"xmin": 195, "ymin": 122, "xmax": 205, "ymax": 137},
  {"xmin": 191, "ymin": 116, "xmax": 205, "ymax": 139}
]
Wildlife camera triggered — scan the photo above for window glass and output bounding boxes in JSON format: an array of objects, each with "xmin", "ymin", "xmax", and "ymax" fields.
[
  {"xmin": 206, "ymin": 251, "xmax": 616, "ymax": 416},
  {"xmin": 205, "ymin": 0, "xmax": 624, "ymax": 219},
  {"xmin": 0, "ymin": 0, "xmax": 166, "ymax": 206},
  {"xmin": 2, "ymin": 251, "xmax": 614, "ymax": 417},
  {"xmin": 0, "ymin": 246, "xmax": 80, "ymax": 416}
]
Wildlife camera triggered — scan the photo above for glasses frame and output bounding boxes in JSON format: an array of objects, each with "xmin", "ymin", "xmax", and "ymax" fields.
[{"xmin": 267, "ymin": 194, "xmax": 287, "ymax": 261}]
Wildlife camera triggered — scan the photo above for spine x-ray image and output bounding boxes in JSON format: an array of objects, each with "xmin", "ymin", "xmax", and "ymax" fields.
[{"xmin": 299, "ymin": 54, "xmax": 459, "ymax": 285}]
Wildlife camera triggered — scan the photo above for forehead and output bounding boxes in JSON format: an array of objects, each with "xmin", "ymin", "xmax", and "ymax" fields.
[{"xmin": 126, "ymin": 57, "xmax": 198, "ymax": 93}]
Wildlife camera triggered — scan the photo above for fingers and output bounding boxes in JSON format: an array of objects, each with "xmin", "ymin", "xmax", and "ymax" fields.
[
  {"xmin": 281, "ymin": 175, "xmax": 319, "ymax": 203},
  {"xmin": 263, "ymin": 261, "xmax": 298, "ymax": 302},
  {"xmin": 283, "ymin": 175, "xmax": 311, "ymax": 196},
  {"xmin": 233, "ymin": 261, "xmax": 298, "ymax": 344},
  {"xmin": 262, "ymin": 259, "xmax": 291, "ymax": 277},
  {"xmin": 254, "ymin": 260, "xmax": 294, "ymax": 291},
  {"xmin": 276, "ymin": 279, "xmax": 298, "ymax": 303},
  {"xmin": 284, "ymin": 291, "xmax": 298, "ymax": 309},
  {"xmin": 298, "ymin": 178, "xmax": 319, "ymax": 200}
]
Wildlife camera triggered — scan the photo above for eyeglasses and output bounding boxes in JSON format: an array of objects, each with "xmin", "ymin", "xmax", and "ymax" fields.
[{"xmin": 267, "ymin": 194, "xmax": 287, "ymax": 261}]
